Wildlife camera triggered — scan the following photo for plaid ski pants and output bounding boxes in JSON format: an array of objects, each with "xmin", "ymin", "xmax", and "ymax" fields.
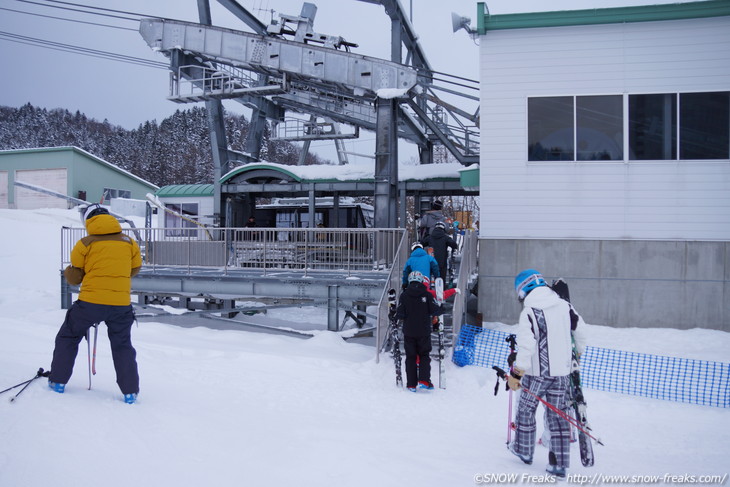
[{"xmin": 513, "ymin": 375, "xmax": 572, "ymax": 468}]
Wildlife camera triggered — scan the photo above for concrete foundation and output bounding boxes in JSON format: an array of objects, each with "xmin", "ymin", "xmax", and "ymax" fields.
[{"xmin": 477, "ymin": 239, "xmax": 729, "ymax": 331}]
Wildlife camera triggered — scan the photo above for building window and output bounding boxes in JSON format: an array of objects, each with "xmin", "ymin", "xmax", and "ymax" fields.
[
  {"xmin": 576, "ymin": 95, "xmax": 623, "ymax": 161},
  {"xmin": 679, "ymin": 92, "xmax": 729, "ymax": 160},
  {"xmin": 528, "ymin": 92, "xmax": 730, "ymax": 162},
  {"xmin": 528, "ymin": 96, "xmax": 574, "ymax": 161},
  {"xmin": 165, "ymin": 203, "xmax": 198, "ymax": 236},
  {"xmin": 102, "ymin": 188, "xmax": 131, "ymax": 202},
  {"xmin": 629, "ymin": 94, "xmax": 677, "ymax": 160},
  {"xmin": 528, "ymin": 95, "xmax": 623, "ymax": 161}
]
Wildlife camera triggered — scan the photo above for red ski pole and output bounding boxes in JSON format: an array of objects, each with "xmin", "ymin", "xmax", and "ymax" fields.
[
  {"xmin": 492, "ymin": 365, "xmax": 604, "ymax": 446},
  {"xmin": 519, "ymin": 385, "xmax": 604, "ymax": 446}
]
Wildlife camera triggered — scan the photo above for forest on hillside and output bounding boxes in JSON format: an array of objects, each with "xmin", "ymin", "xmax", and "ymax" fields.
[{"xmin": 0, "ymin": 103, "xmax": 328, "ymax": 187}]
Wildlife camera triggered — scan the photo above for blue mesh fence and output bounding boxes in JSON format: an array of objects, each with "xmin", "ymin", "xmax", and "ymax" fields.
[{"xmin": 452, "ymin": 324, "xmax": 730, "ymax": 408}]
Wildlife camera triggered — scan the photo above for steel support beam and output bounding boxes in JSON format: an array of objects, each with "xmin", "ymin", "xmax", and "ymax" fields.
[
  {"xmin": 198, "ymin": 0, "xmax": 231, "ymax": 226},
  {"xmin": 215, "ymin": 0, "xmax": 268, "ymax": 34},
  {"xmin": 374, "ymin": 97, "xmax": 399, "ymax": 228},
  {"xmin": 327, "ymin": 285, "xmax": 340, "ymax": 331}
]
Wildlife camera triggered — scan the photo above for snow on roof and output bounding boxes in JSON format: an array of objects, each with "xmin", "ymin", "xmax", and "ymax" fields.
[
  {"xmin": 221, "ymin": 160, "xmax": 475, "ymax": 183},
  {"xmin": 0, "ymin": 146, "xmax": 159, "ymax": 189}
]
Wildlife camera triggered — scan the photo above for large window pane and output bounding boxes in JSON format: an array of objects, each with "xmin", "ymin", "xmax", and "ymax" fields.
[
  {"xmin": 576, "ymin": 95, "xmax": 623, "ymax": 160},
  {"xmin": 680, "ymin": 92, "xmax": 730, "ymax": 160},
  {"xmin": 528, "ymin": 97, "xmax": 574, "ymax": 161},
  {"xmin": 629, "ymin": 94, "xmax": 677, "ymax": 160},
  {"xmin": 164, "ymin": 203, "xmax": 198, "ymax": 236}
]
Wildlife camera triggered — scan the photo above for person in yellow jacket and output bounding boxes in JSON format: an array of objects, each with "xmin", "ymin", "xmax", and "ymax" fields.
[{"xmin": 49, "ymin": 204, "xmax": 142, "ymax": 404}]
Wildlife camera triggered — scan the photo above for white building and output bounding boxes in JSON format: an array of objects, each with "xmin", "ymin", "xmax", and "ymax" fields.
[{"xmin": 476, "ymin": 1, "xmax": 730, "ymax": 330}]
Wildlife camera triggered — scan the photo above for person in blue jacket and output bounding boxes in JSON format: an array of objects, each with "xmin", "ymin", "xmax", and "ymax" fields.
[{"xmin": 401, "ymin": 242, "xmax": 439, "ymax": 290}]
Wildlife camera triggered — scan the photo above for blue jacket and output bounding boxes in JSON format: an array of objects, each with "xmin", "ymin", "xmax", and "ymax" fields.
[{"xmin": 402, "ymin": 247, "xmax": 439, "ymax": 286}]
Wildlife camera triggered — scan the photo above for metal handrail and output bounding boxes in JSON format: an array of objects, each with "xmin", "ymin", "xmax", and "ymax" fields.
[
  {"xmin": 61, "ymin": 227, "xmax": 405, "ymax": 278},
  {"xmin": 451, "ymin": 230, "xmax": 478, "ymax": 339},
  {"xmin": 374, "ymin": 230, "xmax": 408, "ymax": 363}
]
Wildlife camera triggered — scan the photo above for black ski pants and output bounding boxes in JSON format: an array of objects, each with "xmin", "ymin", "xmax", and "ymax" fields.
[
  {"xmin": 404, "ymin": 335, "xmax": 432, "ymax": 388},
  {"xmin": 50, "ymin": 300, "xmax": 139, "ymax": 395}
]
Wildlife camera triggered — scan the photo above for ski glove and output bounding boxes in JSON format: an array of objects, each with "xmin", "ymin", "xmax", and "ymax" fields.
[
  {"xmin": 432, "ymin": 316, "xmax": 439, "ymax": 331},
  {"xmin": 507, "ymin": 367, "xmax": 524, "ymax": 391},
  {"xmin": 63, "ymin": 265, "xmax": 85, "ymax": 285}
]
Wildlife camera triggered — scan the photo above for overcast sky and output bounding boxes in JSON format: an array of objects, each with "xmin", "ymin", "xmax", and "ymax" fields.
[{"xmin": 0, "ymin": 0, "xmax": 693, "ymax": 163}]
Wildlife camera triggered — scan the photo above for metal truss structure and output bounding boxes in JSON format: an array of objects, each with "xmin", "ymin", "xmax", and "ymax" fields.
[{"xmin": 139, "ymin": 0, "xmax": 480, "ymax": 227}]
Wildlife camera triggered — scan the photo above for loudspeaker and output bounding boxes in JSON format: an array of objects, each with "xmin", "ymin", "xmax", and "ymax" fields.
[{"xmin": 451, "ymin": 12, "xmax": 471, "ymax": 33}]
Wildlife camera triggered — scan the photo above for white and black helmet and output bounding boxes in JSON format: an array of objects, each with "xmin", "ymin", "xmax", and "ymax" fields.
[
  {"xmin": 82, "ymin": 203, "xmax": 109, "ymax": 222},
  {"xmin": 411, "ymin": 241, "xmax": 423, "ymax": 252}
]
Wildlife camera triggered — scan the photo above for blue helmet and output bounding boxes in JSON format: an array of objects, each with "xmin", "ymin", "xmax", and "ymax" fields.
[
  {"xmin": 515, "ymin": 269, "xmax": 547, "ymax": 300},
  {"xmin": 408, "ymin": 271, "xmax": 425, "ymax": 283}
]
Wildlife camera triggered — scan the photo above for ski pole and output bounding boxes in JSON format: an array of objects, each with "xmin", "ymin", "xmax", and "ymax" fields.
[
  {"xmin": 494, "ymin": 366, "xmax": 604, "ymax": 446},
  {"xmin": 519, "ymin": 385, "xmax": 604, "ymax": 446},
  {"xmin": 1, "ymin": 378, "xmax": 34, "ymax": 395},
  {"xmin": 505, "ymin": 334, "xmax": 517, "ymax": 445},
  {"xmin": 6, "ymin": 368, "xmax": 50, "ymax": 403},
  {"xmin": 92, "ymin": 323, "xmax": 99, "ymax": 376},
  {"xmin": 507, "ymin": 383, "xmax": 514, "ymax": 444},
  {"xmin": 86, "ymin": 327, "xmax": 92, "ymax": 390}
]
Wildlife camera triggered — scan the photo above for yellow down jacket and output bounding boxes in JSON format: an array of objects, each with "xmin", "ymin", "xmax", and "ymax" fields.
[{"xmin": 65, "ymin": 213, "xmax": 142, "ymax": 306}]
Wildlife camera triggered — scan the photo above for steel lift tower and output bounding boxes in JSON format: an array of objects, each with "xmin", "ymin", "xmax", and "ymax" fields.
[{"xmin": 139, "ymin": 0, "xmax": 479, "ymax": 228}]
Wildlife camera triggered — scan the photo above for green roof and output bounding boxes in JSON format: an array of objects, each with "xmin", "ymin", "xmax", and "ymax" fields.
[
  {"xmin": 156, "ymin": 184, "xmax": 214, "ymax": 197},
  {"xmin": 477, "ymin": 1, "xmax": 730, "ymax": 35},
  {"xmin": 0, "ymin": 146, "xmax": 158, "ymax": 189}
]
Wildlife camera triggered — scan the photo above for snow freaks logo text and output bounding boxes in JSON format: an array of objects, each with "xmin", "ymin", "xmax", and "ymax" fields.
[
  {"xmin": 473, "ymin": 473, "xmax": 557, "ymax": 484},
  {"xmin": 473, "ymin": 472, "xmax": 729, "ymax": 485}
]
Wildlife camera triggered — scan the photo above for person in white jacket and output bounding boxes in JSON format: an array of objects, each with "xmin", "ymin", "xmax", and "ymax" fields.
[{"xmin": 507, "ymin": 269, "xmax": 587, "ymax": 479}]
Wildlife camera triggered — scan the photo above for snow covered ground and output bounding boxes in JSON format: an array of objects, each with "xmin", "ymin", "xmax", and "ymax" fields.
[{"xmin": 1, "ymin": 208, "xmax": 728, "ymax": 487}]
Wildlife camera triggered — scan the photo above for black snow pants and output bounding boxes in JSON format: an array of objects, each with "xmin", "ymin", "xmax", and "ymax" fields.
[
  {"xmin": 50, "ymin": 300, "xmax": 139, "ymax": 395},
  {"xmin": 404, "ymin": 335, "xmax": 432, "ymax": 388}
]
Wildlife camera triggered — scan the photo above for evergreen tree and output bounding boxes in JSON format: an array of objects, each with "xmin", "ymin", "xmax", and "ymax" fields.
[{"xmin": 0, "ymin": 103, "xmax": 330, "ymax": 186}]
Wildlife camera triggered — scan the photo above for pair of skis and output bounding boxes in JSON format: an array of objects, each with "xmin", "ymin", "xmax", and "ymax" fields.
[
  {"xmin": 434, "ymin": 277, "xmax": 446, "ymax": 390},
  {"xmin": 551, "ymin": 278, "xmax": 596, "ymax": 467},
  {"xmin": 386, "ymin": 288, "xmax": 403, "ymax": 388}
]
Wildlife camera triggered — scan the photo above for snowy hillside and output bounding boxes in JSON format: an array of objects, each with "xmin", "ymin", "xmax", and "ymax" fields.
[{"xmin": 0, "ymin": 208, "xmax": 728, "ymax": 487}]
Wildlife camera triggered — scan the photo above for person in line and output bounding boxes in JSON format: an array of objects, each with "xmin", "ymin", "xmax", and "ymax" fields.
[
  {"xmin": 418, "ymin": 200, "xmax": 446, "ymax": 241},
  {"xmin": 395, "ymin": 271, "xmax": 443, "ymax": 392},
  {"xmin": 507, "ymin": 269, "xmax": 587, "ymax": 479},
  {"xmin": 423, "ymin": 247, "xmax": 460, "ymax": 301},
  {"xmin": 401, "ymin": 242, "xmax": 439, "ymax": 291},
  {"xmin": 49, "ymin": 204, "xmax": 142, "ymax": 404},
  {"xmin": 422, "ymin": 221, "xmax": 459, "ymax": 285}
]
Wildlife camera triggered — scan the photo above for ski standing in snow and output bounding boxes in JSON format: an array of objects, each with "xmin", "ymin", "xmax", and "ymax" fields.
[
  {"xmin": 395, "ymin": 271, "xmax": 443, "ymax": 392},
  {"xmin": 386, "ymin": 288, "xmax": 403, "ymax": 388},
  {"xmin": 505, "ymin": 269, "xmax": 588, "ymax": 479},
  {"xmin": 434, "ymin": 277, "xmax": 446, "ymax": 389},
  {"xmin": 49, "ymin": 204, "xmax": 142, "ymax": 404}
]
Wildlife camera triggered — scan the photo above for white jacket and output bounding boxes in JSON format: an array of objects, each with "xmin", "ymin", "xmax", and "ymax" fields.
[{"xmin": 514, "ymin": 286, "xmax": 587, "ymax": 377}]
